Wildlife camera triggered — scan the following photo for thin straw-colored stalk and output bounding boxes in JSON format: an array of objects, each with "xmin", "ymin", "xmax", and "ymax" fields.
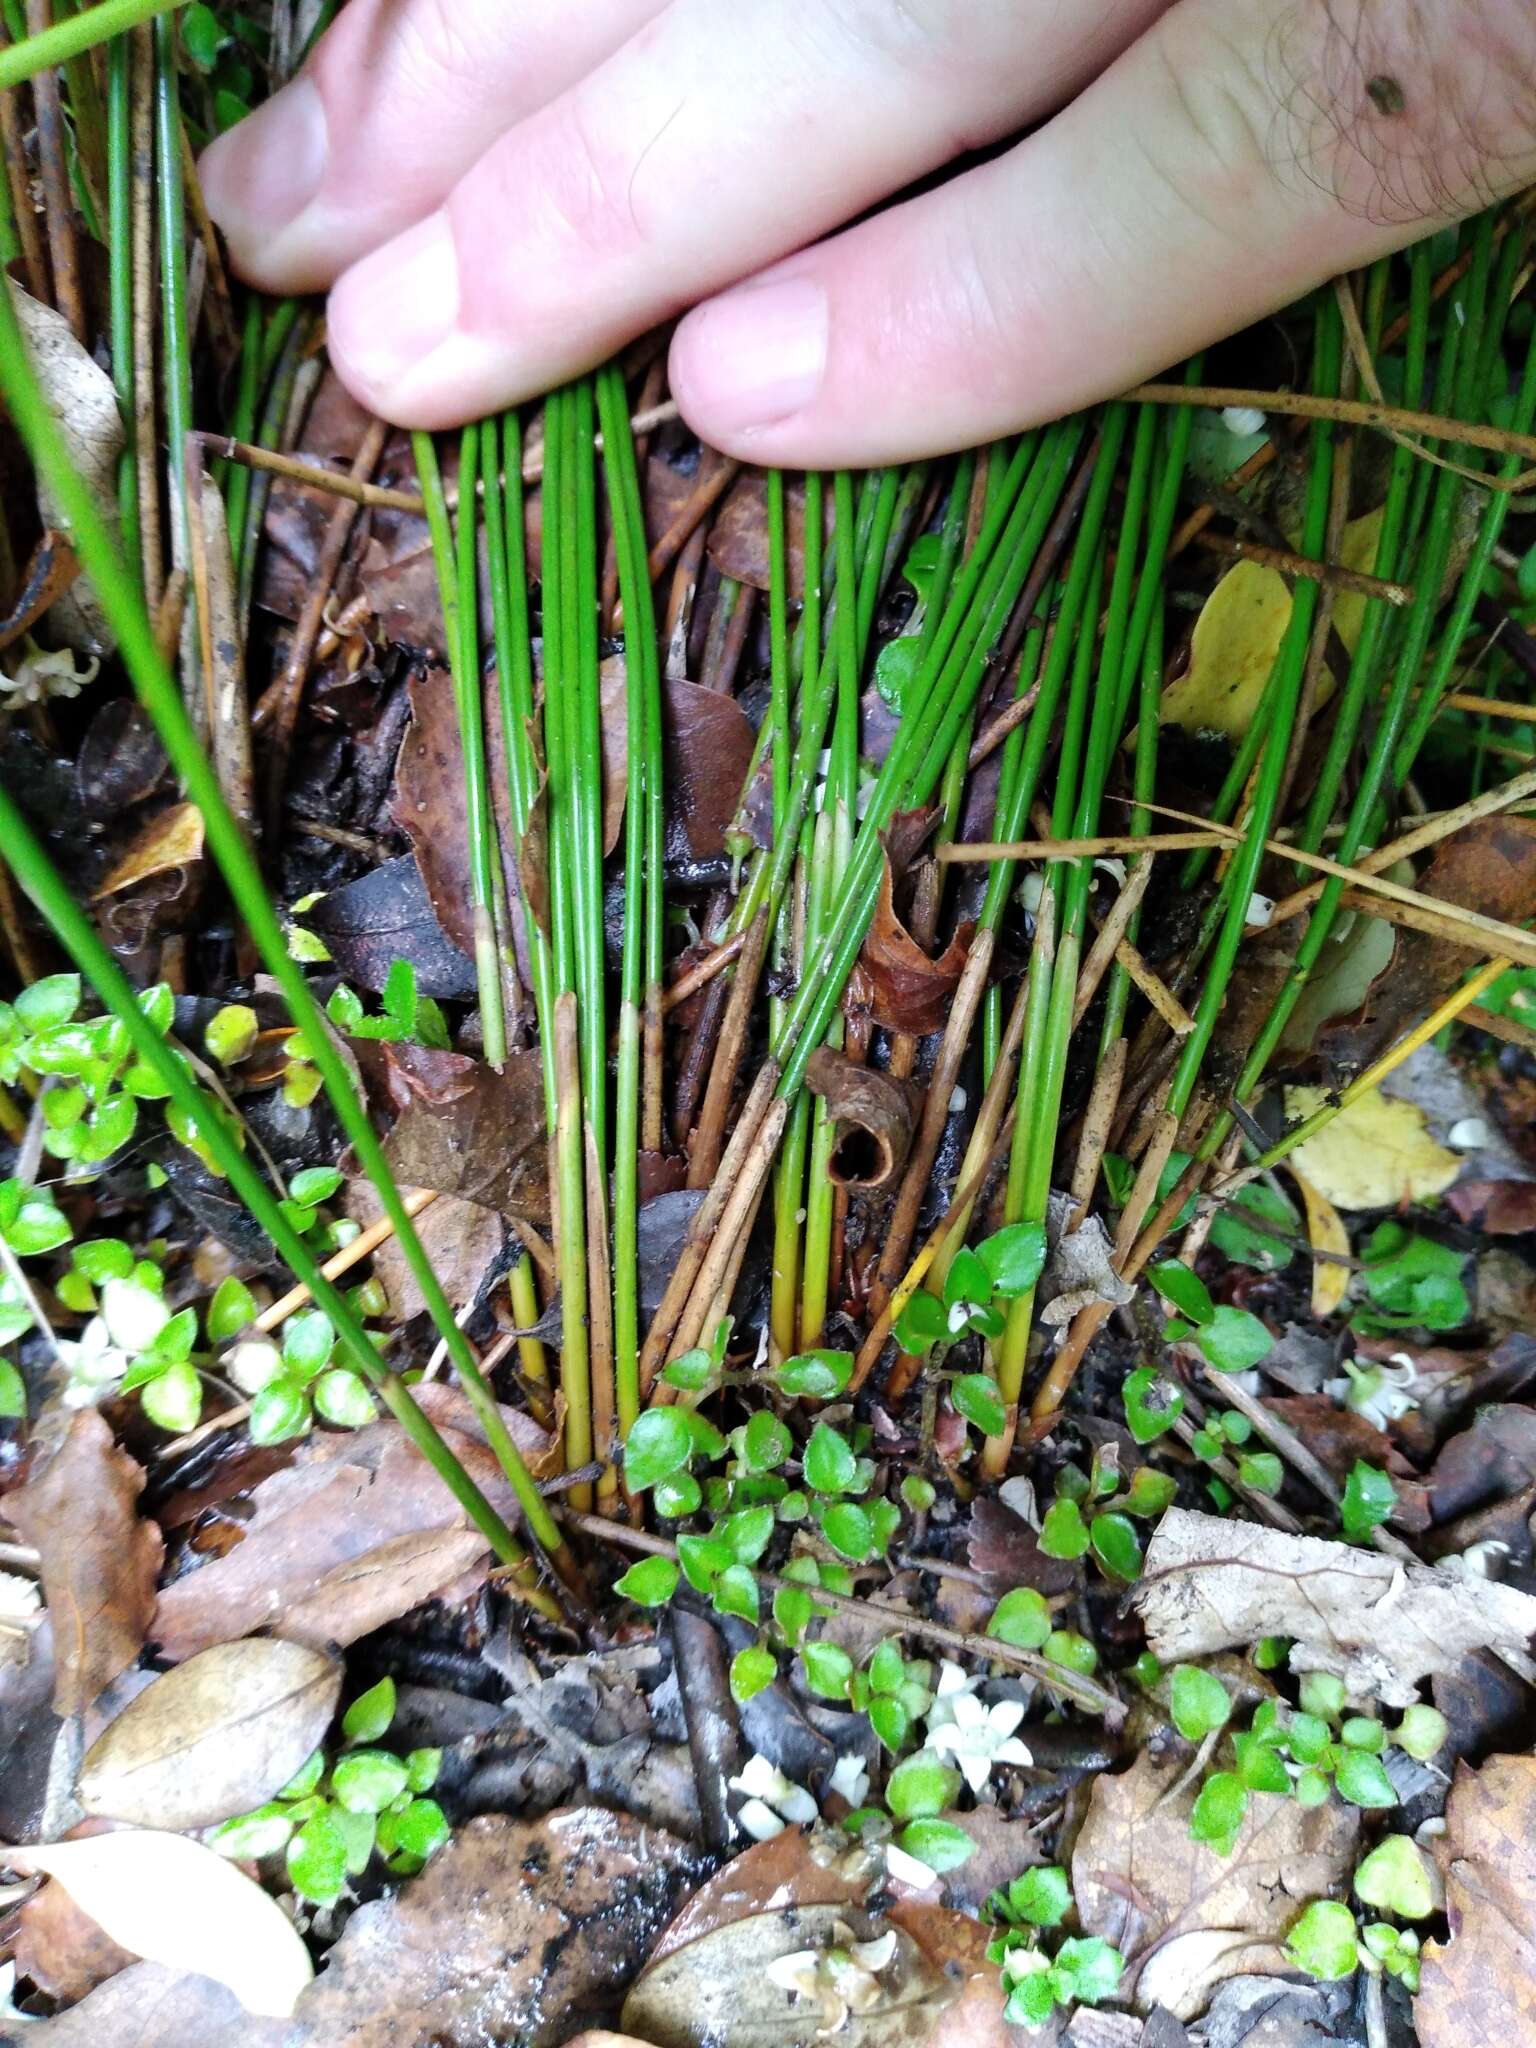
[
  {"xmin": 0, "ymin": 786, "xmax": 559, "ymax": 1612},
  {"xmin": 0, "ymin": 276, "xmax": 578, "ymax": 1584},
  {"xmin": 411, "ymin": 428, "xmax": 507, "ymax": 1065},
  {"xmin": 0, "ymin": 0, "xmax": 183, "ymax": 85}
]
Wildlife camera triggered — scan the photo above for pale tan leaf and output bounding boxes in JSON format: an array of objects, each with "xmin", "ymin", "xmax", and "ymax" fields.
[
  {"xmin": 13, "ymin": 1831, "xmax": 313, "ymax": 2018},
  {"xmin": 79, "ymin": 1638, "xmax": 342, "ymax": 1829},
  {"xmin": 1158, "ymin": 562, "xmax": 1294, "ymax": 740},
  {"xmin": 1285, "ymin": 1084, "xmax": 1460, "ymax": 1211}
]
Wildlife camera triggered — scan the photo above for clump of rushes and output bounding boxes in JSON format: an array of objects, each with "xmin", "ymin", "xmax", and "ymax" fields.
[{"xmin": 0, "ymin": 276, "xmax": 580, "ymax": 1605}]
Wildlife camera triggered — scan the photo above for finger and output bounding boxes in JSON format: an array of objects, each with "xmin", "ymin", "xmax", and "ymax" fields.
[
  {"xmin": 199, "ymin": 0, "xmax": 664, "ymax": 294},
  {"xmin": 670, "ymin": 0, "xmax": 1536, "ymax": 466},
  {"xmin": 323, "ymin": 0, "xmax": 1169, "ymax": 427}
]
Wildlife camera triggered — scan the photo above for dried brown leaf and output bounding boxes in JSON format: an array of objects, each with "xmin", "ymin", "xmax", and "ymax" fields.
[
  {"xmin": 14, "ymin": 1860, "xmax": 136, "ymax": 2005},
  {"xmin": 8, "ymin": 1410, "xmax": 163, "ymax": 1718},
  {"xmin": 664, "ymin": 678, "xmax": 757, "ymax": 861},
  {"xmin": 289, "ymin": 1808, "xmax": 701, "ymax": 2048},
  {"xmin": 90, "ymin": 802, "xmax": 205, "ymax": 901},
  {"xmin": 1072, "ymin": 1752, "xmax": 1358, "ymax": 2021},
  {"xmin": 5, "ymin": 1961, "xmax": 284, "ymax": 2048},
  {"xmin": 379, "ymin": 1041, "xmax": 549, "ymax": 1220},
  {"xmin": 1417, "ymin": 1754, "xmax": 1536, "ymax": 2048},
  {"xmin": 1135, "ymin": 1507, "xmax": 1536, "ymax": 1707},
  {"xmin": 151, "ymin": 1388, "xmax": 546, "ymax": 1661},
  {"xmin": 849, "ymin": 852, "xmax": 973, "ymax": 1036}
]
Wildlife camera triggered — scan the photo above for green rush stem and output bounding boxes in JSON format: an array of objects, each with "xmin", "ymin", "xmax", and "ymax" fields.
[
  {"xmin": 773, "ymin": 426, "xmax": 1083, "ymax": 1098},
  {"xmin": 217, "ymin": 296, "xmax": 263, "ymax": 530},
  {"xmin": 570, "ymin": 380, "xmax": 607, "ymax": 1164},
  {"xmin": 1164, "ymin": 302, "xmax": 1343, "ymax": 1125},
  {"xmin": 106, "ymin": 27, "xmax": 139, "ymax": 580},
  {"xmin": 0, "ymin": 0, "xmax": 183, "ymax": 85},
  {"xmin": 0, "ymin": 787, "xmax": 556, "ymax": 1607},
  {"xmin": 411, "ymin": 428, "xmax": 506, "ymax": 1066},
  {"xmin": 799, "ymin": 472, "xmax": 862, "ymax": 1347},
  {"xmin": 0, "ymin": 277, "xmax": 573, "ymax": 1574},
  {"xmin": 854, "ymin": 465, "xmax": 901, "ymax": 651},
  {"xmin": 153, "ymin": 11, "xmax": 196, "ymax": 718},
  {"xmin": 1100, "ymin": 605, "xmax": 1164, "ymax": 1053},
  {"xmin": 1205, "ymin": 242, "xmax": 1536, "ymax": 1166},
  {"xmin": 598, "ymin": 364, "xmax": 661, "ymax": 1443},
  {"xmin": 233, "ymin": 301, "xmax": 303, "ymax": 611},
  {"xmin": 987, "ymin": 419, "xmax": 1132, "ymax": 1432}
]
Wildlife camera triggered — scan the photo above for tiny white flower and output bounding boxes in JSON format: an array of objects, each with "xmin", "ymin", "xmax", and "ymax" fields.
[
  {"xmin": 100, "ymin": 1276, "xmax": 170, "ymax": 1355},
  {"xmin": 1447, "ymin": 1117, "xmax": 1490, "ymax": 1150},
  {"xmin": 1001, "ymin": 1945, "xmax": 1052, "ymax": 1985},
  {"xmin": 777, "ymin": 1783, "xmax": 819, "ymax": 1826},
  {"xmin": 1018, "ymin": 871, "xmax": 1046, "ymax": 915},
  {"xmin": 765, "ymin": 1950, "xmax": 821, "ymax": 1997},
  {"xmin": 946, "ymin": 1301, "xmax": 971, "ymax": 1338},
  {"xmin": 730, "ymin": 1753, "xmax": 795, "ymax": 1805},
  {"xmin": 925, "ymin": 1694, "xmax": 1033, "ymax": 1793},
  {"xmin": 885, "ymin": 1843, "xmax": 943, "ymax": 1890},
  {"xmin": 1245, "ymin": 892, "xmax": 1275, "ymax": 929},
  {"xmin": 56, "ymin": 1315, "xmax": 129, "ymax": 1403},
  {"xmin": 729, "ymin": 1752, "xmax": 818, "ymax": 1838},
  {"xmin": 850, "ymin": 1932, "xmax": 896, "ymax": 1973},
  {"xmin": 948, "ymin": 1087, "xmax": 967, "ymax": 1115},
  {"xmin": 998, "ymin": 1476, "xmax": 1039, "ymax": 1528}
]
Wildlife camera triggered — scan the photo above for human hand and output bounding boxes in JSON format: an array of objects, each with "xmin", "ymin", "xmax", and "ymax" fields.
[{"xmin": 200, "ymin": 0, "xmax": 1536, "ymax": 464}]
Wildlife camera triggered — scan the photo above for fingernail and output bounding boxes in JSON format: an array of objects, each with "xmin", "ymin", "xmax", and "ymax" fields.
[
  {"xmin": 326, "ymin": 213, "xmax": 461, "ymax": 416},
  {"xmin": 200, "ymin": 76, "xmax": 328, "ymax": 235},
  {"xmin": 678, "ymin": 276, "xmax": 827, "ymax": 432}
]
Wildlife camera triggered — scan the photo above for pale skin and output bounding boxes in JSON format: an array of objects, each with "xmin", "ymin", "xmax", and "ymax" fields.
[{"xmin": 200, "ymin": 0, "xmax": 1536, "ymax": 463}]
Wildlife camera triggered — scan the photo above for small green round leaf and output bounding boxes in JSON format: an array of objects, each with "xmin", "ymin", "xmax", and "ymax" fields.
[
  {"xmin": 1395, "ymin": 1704, "xmax": 1448, "ymax": 1761},
  {"xmin": 987, "ymin": 1587, "xmax": 1051, "ymax": 1650},
  {"xmin": 286, "ymin": 1810, "xmax": 348, "ymax": 1905},
  {"xmin": 743, "ymin": 1410, "xmax": 791, "ymax": 1472},
  {"xmin": 313, "ymin": 1368, "xmax": 376, "ymax": 1428},
  {"xmin": 1284, "ymin": 1900, "xmax": 1360, "ymax": 1981},
  {"xmin": 1333, "ymin": 1749, "xmax": 1397, "ymax": 1809},
  {"xmin": 820, "ymin": 1500, "xmax": 875, "ymax": 1561},
  {"xmin": 799, "ymin": 1640, "xmax": 853, "ymax": 1701},
  {"xmin": 138, "ymin": 1357, "xmax": 202, "ymax": 1433},
  {"xmin": 614, "ymin": 1555, "xmax": 679, "ymax": 1606},
  {"xmin": 730, "ymin": 1645, "xmax": 777, "ymax": 1704},
  {"xmin": 1038, "ymin": 1495, "xmax": 1090, "ymax": 1560},
  {"xmin": 332, "ymin": 1749, "xmax": 410, "ymax": 1815},
  {"xmin": 1123, "ymin": 1367, "xmax": 1184, "ymax": 1444},
  {"xmin": 803, "ymin": 1422, "xmax": 857, "ymax": 1495},
  {"xmin": 1197, "ymin": 1305, "xmax": 1274, "ymax": 1374},
  {"xmin": 0, "ymin": 1358, "xmax": 27, "ymax": 1419},
  {"xmin": 343, "ymin": 1677, "xmax": 397, "ymax": 1744},
  {"xmin": 977, "ymin": 1223, "xmax": 1047, "ymax": 1298},
  {"xmin": 951, "ymin": 1373, "xmax": 1007, "ymax": 1436},
  {"xmin": 1088, "ymin": 1512, "xmax": 1142, "ymax": 1582},
  {"xmin": 249, "ymin": 1377, "xmax": 312, "ymax": 1445},
  {"xmin": 775, "ymin": 1348, "xmax": 854, "ymax": 1399},
  {"xmin": 207, "ymin": 1275, "xmax": 257, "ymax": 1343},
  {"xmin": 895, "ymin": 1819, "xmax": 974, "ymax": 1872},
  {"xmin": 623, "ymin": 1408, "xmax": 695, "ymax": 1492},
  {"xmin": 1149, "ymin": 1260, "xmax": 1214, "ymax": 1326},
  {"xmin": 887, "ymin": 1752, "xmax": 961, "ymax": 1820},
  {"xmin": 1354, "ymin": 1835, "xmax": 1438, "ymax": 1920},
  {"xmin": 210, "ymin": 1801, "xmax": 295, "ymax": 1861},
  {"xmin": 1189, "ymin": 1770, "xmax": 1249, "ymax": 1855},
  {"xmin": 1169, "ymin": 1665, "xmax": 1232, "ymax": 1742}
]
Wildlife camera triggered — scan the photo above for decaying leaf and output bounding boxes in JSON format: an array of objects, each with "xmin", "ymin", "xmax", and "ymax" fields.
[
  {"xmin": 287, "ymin": 1809, "xmax": 701, "ymax": 2048},
  {"xmin": 8, "ymin": 1410, "xmax": 163, "ymax": 1718},
  {"xmin": 90, "ymin": 802, "xmax": 206, "ymax": 901},
  {"xmin": 1, "ymin": 1960, "xmax": 284, "ymax": 2048},
  {"xmin": 805, "ymin": 1048, "xmax": 924, "ymax": 1193},
  {"xmin": 8, "ymin": 281, "xmax": 123, "ymax": 654},
  {"xmin": 1135, "ymin": 1508, "xmax": 1536, "ymax": 1707},
  {"xmin": 1285, "ymin": 1085, "xmax": 1460, "ymax": 1211},
  {"xmin": 12, "ymin": 1831, "xmax": 312, "ymax": 2017},
  {"xmin": 1417, "ymin": 1753, "xmax": 1536, "ymax": 2048},
  {"xmin": 78, "ymin": 1638, "xmax": 342, "ymax": 1829},
  {"xmin": 380, "ymin": 1041, "xmax": 549, "ymax": 1219},
  {"xmin": 13, "ymin": 1856, "xmax": 137, "ymax": 2005},
  {"xmin": 1322, "ymin": 818, "xmax": 1536, "ymax": 1070},
  {"xmin": 347, "ymin": 1179, "xmax": 506, "ymax": 1323},
  {"xmin": 304, "ymin": 855, "xmax": 478, "ymax": 999},
  {"xmin": 848, "ymin": 850, "xmax": 973, "ymax": 1037},
  {"xmin": 622, "ymin": 1902, "xmax": 956, "ymax": 2048},
  {"xmin": 0, "ymin": 1568, "xmax": 41, "ymax": 1670},
  {"xmin": 0, "ymin": 528, "xmax": 81, "ymax": 653},
  {"xmin": 151, "ymin": 1387, "xmax": 547, "ymax": 1660},
  {"xmin": 1332, "ymin": 504, "xmax": 1387, "ymax": 655},
  {"xmin": 1158, "ymin": 562, "xmax": 1295, "ymax": 741},
  {"xmin": 1072, "ymin": 1752, "xmax": 1357, "ymax": 2021},
  {"xmin": 1039, "ymin": 1193, "xmax": 1136, "ymax": 1329},
  {"xmin": 1289, "ymin": 1167, "xmax": 1352, "ymax": 1317},
  {"xmin": 663, "ymin": 678, "xmax": 757, "ymax": 861}
]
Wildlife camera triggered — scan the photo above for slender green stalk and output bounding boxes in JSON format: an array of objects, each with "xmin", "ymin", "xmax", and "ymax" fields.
[
  {"xmin": 217, "ymin": 296, "xmax": 263, "ymax": 531},
  {"xmin": 0, "ymin": 0, "xmax": 184, "ymax": 86},
  {"xmin": 153, "ymin": 11, "xmax": 197, "ymax": 718},
  {"xmin": 233, "ymin": 301, "xmax": 303, "ymax": 611},
  {"xmin": 598, "ymin": 364, "xmax": 662, "ymax": 1443},
  {"xmin": 0, "ymin": 784, "xmax": 550, "ymax": 1597},
  {"xmin": 105, "ymin": 28, "xmax": 139, "ymax": 580},
  {"xmin": 0, "ymin": 275, "xmax": 573, "ymax": 1575},
  {"xmin": 411, "ymin": 428, "xmax": 507, "ymax": 1064}
]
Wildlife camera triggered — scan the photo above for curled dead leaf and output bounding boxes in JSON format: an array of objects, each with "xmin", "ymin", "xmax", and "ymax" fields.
[
  {"xmin": 849, "ymin": 851, "xmax": 973, "ymax": 1037},
  {"xmin": 8, "ymin": 281, "xmax": 123, "ymax": 654},
  {"xmin": 805, "ymin": 1048, "xmax": 924, "ymax": 1192},
  {"xmin": 91, "ymin": 802, "xmax": 206, "ymax": 901}
]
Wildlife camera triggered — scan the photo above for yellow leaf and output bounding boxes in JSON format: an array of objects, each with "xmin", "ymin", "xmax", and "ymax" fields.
[
  {"xmin": 1284, "ymin": 1085, "xmax": 1460, "ymax": 1212},
  {"xmin": 1290, "ymin": 1166, "xmax": 1352, "ymax": 1318},
  {"xmin": 1334, "ymin": 505, "xmax": 1387, "ymax": 655},
  {"xmin": 1159, "ymin": 561, "xmax": 1293, "ymax": 740},
  {"xmin": 91, "ymin": 800, "xmax": 205, "ymax": 899}
]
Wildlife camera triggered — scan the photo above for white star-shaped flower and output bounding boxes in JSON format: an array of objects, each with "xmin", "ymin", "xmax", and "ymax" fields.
[{"xmin": 922, "ymin": 1694, "xmax": 1032, "ymax": 1793}]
